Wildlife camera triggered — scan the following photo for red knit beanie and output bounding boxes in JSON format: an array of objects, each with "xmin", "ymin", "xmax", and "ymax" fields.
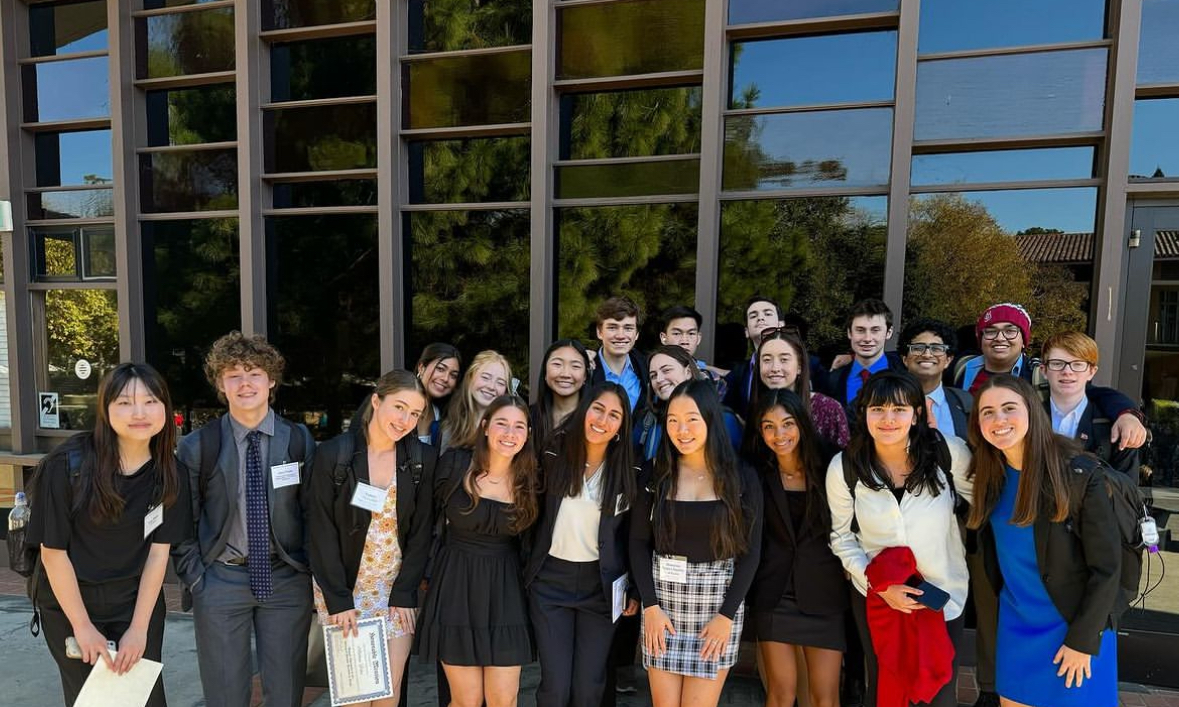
[{"xmin": 976, "ymin": 303, "xmax": 1031, "ymax": 345}]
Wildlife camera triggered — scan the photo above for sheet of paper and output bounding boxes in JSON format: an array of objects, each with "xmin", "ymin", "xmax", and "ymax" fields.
[
  {"xmin": 74, "ymin": 652, "xmax": 163, "ymax": 707},
  {"xmin": 612, "ymin": 572, "xmax": 630, "ymax": 623},
  {"xmin": 324, "ymin": 616, "xmax": 394, "ymax": 706}
]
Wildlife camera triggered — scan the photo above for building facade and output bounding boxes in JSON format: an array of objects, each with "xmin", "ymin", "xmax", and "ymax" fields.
[{"xmin": 0, "ymin": 0, "xmax": 1178, "ymax": 685}]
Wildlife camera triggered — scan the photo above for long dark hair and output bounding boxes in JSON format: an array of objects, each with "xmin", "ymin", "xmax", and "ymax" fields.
[
  {"xmin": 416, "ymin": 342, "xmax": 462, "ymax": 407},
  {"xmin": 533, "ymin": 339, "xmax": 592, "ymax": 450},
  {"xmin": 84, "ymin": 363, "xmax": 179, "ymax": 524},
  {"xmin": 967, "ymin": 375, "xmax": 1076, "ymax": 529},
  {"xmin": 845, "ymin": 370, "xmax": 946, "ymax": 496},
  {"xmin": 744, "ymin": 388, "xmax": 830, "ymax": 531},
  {"xmin": 465, "ymin": 394, "xmax": 539, "ymax": 533},
  {"xmin": 547, "ymin": 382, "xmax": 636, "ymax": 514},
  {"xmin": 749, "ymin": 328, "xmax": 813, "ymax": 419},
  {"xmin": 653, "ymin": 379, "xmax": 749, "ymax": 559}
]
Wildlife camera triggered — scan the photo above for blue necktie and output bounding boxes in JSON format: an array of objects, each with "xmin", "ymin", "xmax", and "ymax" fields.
[{"xmin": 245, "ymin": 430, "xmax": 272, "ymax": 601}]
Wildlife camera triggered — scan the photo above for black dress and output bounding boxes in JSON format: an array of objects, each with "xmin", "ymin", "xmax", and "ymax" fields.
[{"xmin": 416, "ymin": 484, "xmax": 534, "ymax": 666}]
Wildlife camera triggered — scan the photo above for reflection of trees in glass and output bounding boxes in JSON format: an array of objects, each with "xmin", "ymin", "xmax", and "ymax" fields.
[
  {"xmin": 406, "ymin": 51, "xmax": 531, "ymax": 129},
  {"xmin": 142, "ymin": 150, "xmax": 238, "ymax": 212},
  {"xmin": 272, "ymin": 35, "xmax": 376, "ymax": 101},
  {"xmin": 410, "ymin": 137, "xmax": 530, "ymax": 203},
  {"xmin": 565, "ymin": 87, "xmax": 702, "ymax": 159},
  {"xmin": 144, "ymin": 9, "xmax": 235, "ymax": 79},
  {"xmin": 410, "ymin": 0, "xmax": 531, "ymax": 52},
  {"xmin": 46, "ymin": 289, "xmax": 118, "ymax": 371},
  {"xmin": 267, "ymin": 0, "xmax": 375, "ymax": 30},
  {"xmin": 558, "ymin": 0, "xmax": 705, "ymax": 79},
  {"xmin": 268, "ymin": 104, "xmax": 377, "ymax": 172},
  {"xmin": 148, "ymin": 85, "xmax": 236, "ymax": 146}
]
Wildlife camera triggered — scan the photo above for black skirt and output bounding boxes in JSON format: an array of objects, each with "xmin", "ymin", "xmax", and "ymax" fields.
[{"xmin": 753, "ymin": 594, "xmax": 846, "ymax": 652}]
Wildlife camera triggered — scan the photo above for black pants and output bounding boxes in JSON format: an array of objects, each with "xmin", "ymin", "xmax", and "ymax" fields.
[
  {"xmin": 849, "ymin": 587, "xmax": 964, "ymax": 707},
  {"xmin": 529, "ymin": 557, "xmax": 617, "ymax": 707},
  {"xmin": 967, "ymin": 547, "xmax": 998, "ymax": 693},
  {"xmin": 40, "ymin": 577, "xmax": 168, "ymax": 707}
]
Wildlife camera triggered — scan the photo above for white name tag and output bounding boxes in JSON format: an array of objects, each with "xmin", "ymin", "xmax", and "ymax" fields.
[
  {"xmin": 144, "ymin": 504, "xmax": 164, "ymax": 539},
  {"xmin": 271, "ymin": 462, "xmax": 301, "ymax": 489},
  {"xmin": 658, "ymin": 555, "xmax": 689, "ymax": 584},
  {"xmin": 351, "ymin": 482, "xmax": 389, "ymax": 512}
]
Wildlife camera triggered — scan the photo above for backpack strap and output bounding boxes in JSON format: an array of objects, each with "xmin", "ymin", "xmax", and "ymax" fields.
[
  {"xmin": 840, "ymin": 452, "xmax": 860, "ymax": 534},
  {"xmin": 29, "ymin": 445, "xmax": 89, "ymax": 636},
  {"xmin": 197, "ymin": 418, "xmax": 223, "ymax": 501},
  {"xmin": 332, "ymin": 431, "xmax": 357, "ymax": 489},
  {"xmin": 952, "ymin": 354, "xmax": 978, "ymax": 388}
]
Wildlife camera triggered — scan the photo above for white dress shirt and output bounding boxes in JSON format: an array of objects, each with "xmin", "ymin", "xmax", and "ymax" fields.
[{"xmin": 1050, "ymin": 395, "xmax": 1089, "ymax": 440}]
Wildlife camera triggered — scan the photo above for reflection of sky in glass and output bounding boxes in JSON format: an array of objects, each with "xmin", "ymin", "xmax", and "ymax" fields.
[
  {"xmin": 919, "ymin": 0, "xmax": 1106, "ymax": 53},
  {"xmin": 27, "ymin": 57, "xmax": 109, "ymax": 122},
  {"xmin": 39, "ymin": 130, "xmax": 112, "ymax": 186},
  {"xmin": 915, "ymin": 49, "xmax": 1107, "ymax": 141},
  {"xmin": 728, "ymin": 0, "xmax": 896, "ymax": 25},
  {"xmin": 1130, "ymin": 99, "xmax": 1179, "ymax": 180},
  {"xmin": 916, "ymin": 187, "xmax": 1098, "ymax": 233},
  {"xmin": 730, "ymin": 32, "xmax": 896, "ymax": 108},
  {"xmin": 1138, "ymin": 0, "xmax": 1179, "ymax": 85},
  {"xmin": 911, "ymin": 147, "xmax": 1095, "ymax": 185}
]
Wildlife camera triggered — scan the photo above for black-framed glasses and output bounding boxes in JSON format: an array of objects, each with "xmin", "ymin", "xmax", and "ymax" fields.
[
  {"xmin": 981, "ymin": 326, "xmax": 1021, "ymax": 341},
  {"xmin": 906, "ymin": 343, "xmax": 950, "ymax": 357},
  {"xmin": 1044, "ymin": 359, "xmax": 1092, "ymax": 372}
]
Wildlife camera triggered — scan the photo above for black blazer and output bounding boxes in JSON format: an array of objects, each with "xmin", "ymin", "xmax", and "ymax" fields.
[
  {"xmin": 305, "ymin": 430, "xmax": 438, "ymax": 615},
  {"xmin": 1042, "ymin": 396, "xmax": 1139, "ymax": 479},
  {"xmin": 748, "ymin": 468, "xmax": 848, "ymax": 615},
  {"xmin": 980, "ymin": 456, "xmax": 1123, "ymax": 655},
  {"xmin": 591, "ymin": 349, "xmax": 650, "ymax": 411},
  {"xmin": 944, "ymin": 386, "xmax": 973, "ymax": 440},
  {"xmin": 825, "ymin": 351, "xmax": 907, "ymax": 414},
  {"xmin": 524, "ymin": 449, "xmax": 633, "ymax": 602}
]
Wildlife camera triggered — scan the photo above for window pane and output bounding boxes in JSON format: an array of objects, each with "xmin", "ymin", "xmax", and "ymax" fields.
[
  {"xmin": 1131, "ymin": 99, "xmax": 1179, "ymax": 181},
  {"xmin": 32, "ymin": 228, "xmax": 79, "ymax": 280},
  {"xmin": 911, "ymin": 147, "xmax": 1096, "ymax": 186},
  {"xmin": 915, "ymin": 49, "xmax": 1107, "ymax": 140},
  {"xmin": 23, "ymin": 57, "xmax": 109, "ymax": 122},
  {"xmin": 264, "ymin": 0, "xmax": 375, "ymax": 30},
  {"xmin": 27, "ymin": 189, "xmax": 115, "ymax": 220},
  {"xmin": 140, "ymin": 8, "xmax": 235, "ymax": 79},
  {"xmin": 730, "ymin": 32, "xmax": 896, "ymax": 109},
  {"xmin": 904, "ymin": 189, "xmax": 1097, "ymax": 337},
  {"xmin": 145, "ymin": 0, "xmax": 228, "ymax": 8},
  {"xmin": 268, "ymin": 215, "xmax": 379, "ymax": 439},
  {"xmin": 29, "ymin": 0, "xmax": 108, "ymax": 56},
  {"xmin": 558, "ymin": 0, "xmax": 704, "ymax": 79},
  {"xmin": 142, "ymin": 219, "xmax": 239, "ymax": 429},
  {"xmin": 35, "ymin": 130, "xmax": 112, "ymax": 187},
  {"xmin": 405, "ymin": 50, "xmax": 531, "ymax": 129},
  {"xmin": 728, "ymin": 0, "xmax": 896, "ymax": 25},
  {"xmin": 41, "ymin": 288, "xmax": 119, "ymax": 430},
  {"xmin": 83, "ymin": 227, "xmax": 116, "ymax": 278},
  {"xmin": 918, "ymin": 0, "xmax": 1107, "ymax": 54},
  {"xmin": 271, "ymin": 35, "xmax": 376, "ymax": 102},
  {"xmin": 265, "ymin": 103, "xmax": 376, "ymax": 173},
  {"xmin": 408, "ymin": 0, "xmax": 531, "ymax": 53},
  {"xmin": 718, "ymin": 197, "xmax": 887, "ymax": 363},
  {"xmin": 556, "ymin": 159, "xmax": 700, "ymax": 199},
  {"xmin": 140, "ymin": 149, "xmax": 238, "ymax": 213},
  {"xmin": 272, "ymin": 180, "xmax": 377, "ymax": 208},
  {"xmin": 723, "ymin": 108, "xmax": 893, "ymax": 191},
  {"xmin": 408, "ymin": 137, "xmax": 530, "ymax": 204},
  {"xmin": 562, "ymin": 87, "xmax": 702, "ymax": 159},
  {"xmin": 1139, "ymin": 0, "xmax": 1179, "ymax": 85},
  {"xmin": 405, "ymin": 210, "xmax": 530, "ymax": 379},
  {"xmin": 146, "ymin": 84, "xmax": 236, "ymax": 147},
  {"xmin": 556, "ymin": 204, "xmax": 698, "ymax": 347}
]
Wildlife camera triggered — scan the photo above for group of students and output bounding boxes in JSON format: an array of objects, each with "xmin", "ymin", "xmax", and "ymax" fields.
[{"xmin": 21, "ymin": 295, "xmax": 1147, "ymax": 707}]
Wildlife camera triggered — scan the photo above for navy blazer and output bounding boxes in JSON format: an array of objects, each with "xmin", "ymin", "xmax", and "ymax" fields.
[
  {"xmin": 1044, "ymin": 396, "xmax": 1139, "ymax": 478},
  {"xmin": 944, "ymin": 385, "xmax": 974, "ymax": 440}
]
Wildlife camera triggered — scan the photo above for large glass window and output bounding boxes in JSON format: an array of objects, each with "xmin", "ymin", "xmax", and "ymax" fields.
[
  {"xmin": 408, "ymin": 137, "xmax": 530, "ymax": 204},
  {"xmin": 140, "ymin": 149, "xmax": 238, "ymax": 212},
  {"xmin": 1130, "ymin": 99, "xmax": 1179, "ymax": 180},
  {"xmin": 728, "ymin": 0, "xmax": 896, "ymax": 26},
  {"xmin": 31, "ymin": 226, "xmax": 115, "ymax": 281},
  {"xmin": 35, "ymin": 130, "xmax": 112, "ymax": 187},
  {"xmin": 139, "ymin": 8, "xmax": 235, "ymax": 79},
  {"xmin": 270, "ymin": 35, "xmax": 376, "ymax": 102},
  {"xmin": 557, "ymin": 0, "xmax": 704, "ymax": 79},
  {"xmin": 23, "ymin": 56, "xmax": 110, "ymax": 123},
  {"xmin": 915, "ymin": 49, "xmax": 1108, "ymax": 141},
  {"xmin": 556, "ymin": 159, "xmax": 700, "ymax": 199},
  {"xmin": 142, "ymin": 219, "xmax": 240, "ymax": 431},
  {"xmin": 404, "ymin": 50, "xmax": 531, "ymax": 129},
  {"xmin": 561, "ymin": 87, "xmax": 702, "ymax": 159},
  {"xmin": 263, "ymin": 0, "xmax": 375, "ymax": 30},
  {"xmin": 272, "ymin": 180, "xmax": 377, "ymax": 209},
  {"xmin": 730, "ymin": 32, "xmax": 896, "ymax": 109},
  {"xmin": 36, "ymin": 288, "xmax": 119, "ymax": 430},
  {"xmin": 267, "ymin": 215, "xmax": 380, "ymax": 439},
  {"xmin": 1138, "ymin": 0, "xmax": 1179, "ymax": 85},
  {"xmin": 29, "ymin": 0, "xmax": 108, "ymax": 56},
  {"xmin": 28, "ymin": 189, "xmax": 115, "ymax": 221},
  {"xmin": 407, "ymin": 0, "xmax": 531, "ymax": 53},
  {"xmin": 265, "ymin": 103, "xmax": 377, "ymax": 173},
  {"xmin": 918, "ymin": 0, "xmax": 1107, "ymax": 54},
  {"xmin": 911, "ymin": 147, "xmax": 1096, "ymax": 186},
  {"xmin": 146, "ymin": 85, "xmax": 236, "ymax": 147}
]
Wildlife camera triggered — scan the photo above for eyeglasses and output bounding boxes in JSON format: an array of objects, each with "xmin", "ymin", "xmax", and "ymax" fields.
[
  {"xmin": 906, "ymin": 343, "xmax": 950, "ymax": 357},
  {"xmin": 981, "ymin": 327, "xmax": 1021, "ymax": 341},
  {"xmin": 1044, "ymin": 359, "xmax": 1092, "ymax": 372}
]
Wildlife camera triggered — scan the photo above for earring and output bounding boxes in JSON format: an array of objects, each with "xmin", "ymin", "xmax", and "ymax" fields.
[{"xmin": 614, "ymin": 433, "xmax": 621, "ymax": 442}]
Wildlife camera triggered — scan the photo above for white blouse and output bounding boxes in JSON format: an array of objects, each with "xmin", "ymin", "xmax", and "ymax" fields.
[
  {"xmin": 549, "ymin": 465, "xmax": 604, "ymax": 563},
  {"xmin": 826, "ymin": 436, "xmax": 974, "ymax": 620}
]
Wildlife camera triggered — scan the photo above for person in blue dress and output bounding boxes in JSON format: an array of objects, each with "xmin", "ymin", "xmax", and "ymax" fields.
[{"xmin": 967, "ymin": 374, "xmax": 1122, "ymax": 707}]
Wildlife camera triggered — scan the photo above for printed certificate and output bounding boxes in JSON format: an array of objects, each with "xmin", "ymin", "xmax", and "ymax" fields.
[{"xmin": 324, "ymin": 616, "xmax": 394, "ymax": 706}]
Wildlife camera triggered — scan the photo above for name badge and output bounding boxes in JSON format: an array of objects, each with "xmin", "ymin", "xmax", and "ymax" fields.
[
  {"xmin": 351, "ymin": 482, "xmax": 388, "ymax": 512},
  {"xmin": 271, "ymin": 462, "xmax": 301, "ymax": 489},
  {"xmin": 614, "ymin": 493, "xmax": 630, "ymax": 515},
  {"xmin": 658, "ymin": 555, "xmax": 689, "ymax": 584},
  {"xmin": 144, "ymin": 504, "xmax": 164, "ymax": 539}
]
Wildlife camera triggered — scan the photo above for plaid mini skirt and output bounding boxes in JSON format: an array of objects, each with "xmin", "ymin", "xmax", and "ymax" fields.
[{"xmin": 641, "ymin": 555, "xmax": 745, "ymax": 679}]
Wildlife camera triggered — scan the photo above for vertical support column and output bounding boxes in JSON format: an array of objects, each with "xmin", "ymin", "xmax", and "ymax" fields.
[
  {"xmin": 109, "ymin": 0, "xmax": 144, "ymax": 362},
  {"xmin": 694, "ymin": 0, "xmax": 726, "ymax": 363},
  {"xmin": 1093, "ymin": 0, "xmax": 1143, "ymax": 389},
  {"xmin": 377, "ymin": 0, "xmax": 404, "ymax": 370},
  {"xmin": 882, "ymin": 0, "xmax": 920, "ymax": 324},
  {"xmin": 235, "ymin": 0, "xmax": 267, "ymax": 335},
  {"xmin": 528, "ymin": 0, "xmax": 556, "ymax": 396}
]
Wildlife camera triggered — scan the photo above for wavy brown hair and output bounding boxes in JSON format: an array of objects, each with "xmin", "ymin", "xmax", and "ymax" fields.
[
  {"xmin": 463, "ymin": 395, "xmax": 539, "ymax": 533},
  {"xmin": 360, "ymin": 369, "xmax": 428, "ymax": 440}
]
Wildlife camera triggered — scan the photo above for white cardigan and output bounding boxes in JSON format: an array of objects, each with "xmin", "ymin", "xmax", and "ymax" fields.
[{"xmin": 826, "ymin": 436, "xmax": 974, "ymax": 620}]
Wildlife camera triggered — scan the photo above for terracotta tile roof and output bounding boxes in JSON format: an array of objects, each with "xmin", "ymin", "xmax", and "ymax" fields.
[{"xmin": 1015, "ymin": 230, "xmax": 1179, "ymax": 263}]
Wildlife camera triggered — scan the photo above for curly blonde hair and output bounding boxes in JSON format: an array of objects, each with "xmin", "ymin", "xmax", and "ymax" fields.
[{"xmin": 204, "ymin": 331, "xmax": 286, "ymax": 404}]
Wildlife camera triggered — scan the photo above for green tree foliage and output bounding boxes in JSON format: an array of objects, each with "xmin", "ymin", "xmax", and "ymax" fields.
[
  {"xmin": 145, "ymin": 9, "xmax": 234, "ymax": 79},
  {"xmin": 416, "ymin": 0, "xmax": 531, "ymax": 52},
  {"xmin": 40, "ymin": 233, "xmax": 119, "ymax": 373}
]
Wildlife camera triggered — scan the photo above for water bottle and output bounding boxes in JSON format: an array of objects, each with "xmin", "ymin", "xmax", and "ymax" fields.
[
  {"xmin": 7, "ymin": 491, "xmax": 33, "ymax": 576},
  {"xmin": 7, "ymin": 492, "xmax": 29, "ymax": 531}
]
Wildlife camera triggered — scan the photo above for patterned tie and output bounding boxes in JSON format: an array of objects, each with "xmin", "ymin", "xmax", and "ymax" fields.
[
  {"xmin": 245, "ymin": 430, "xmax": 272, "ymax": 602},
  {"xmin": 926, "ymin": 396, "xmax": 939, "ymax": 429}
]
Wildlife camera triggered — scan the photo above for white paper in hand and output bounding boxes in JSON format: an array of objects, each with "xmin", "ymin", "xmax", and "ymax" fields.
[{"xmin": 74, "ymin": 651, "xmax": 163, "ymax": 707}]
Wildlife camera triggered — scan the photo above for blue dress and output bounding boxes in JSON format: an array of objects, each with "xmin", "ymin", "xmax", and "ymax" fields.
[{"xmin": 993, "ymin": 466, "xmax": 1117, "ymax": 707}]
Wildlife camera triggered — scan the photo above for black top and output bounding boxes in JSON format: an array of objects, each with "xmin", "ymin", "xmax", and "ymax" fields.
[
  {"xmin": 630, "ymin": 462, "xmax": 763, "ymax": 619},
  {"xmin": 785, "ymin": 490, "xmax": 807, "ymax": 535},
  {"xmin": 29, "ymin": 448, "xmax": 190, "ymax": 585}
]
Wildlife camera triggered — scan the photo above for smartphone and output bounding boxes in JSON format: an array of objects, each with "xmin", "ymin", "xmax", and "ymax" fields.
[{"xmin": 905, "ymin": 575, "xmax": 951, "ymax": 611}]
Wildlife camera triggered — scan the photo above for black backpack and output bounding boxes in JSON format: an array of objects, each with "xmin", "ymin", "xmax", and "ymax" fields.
[
  {"xmin": 327, "ymin": 431, "xmax": 425, "ymax": 495},
  {"xmin": 195, "ymin": 416, "xmax": 310, "ymax": 496}
]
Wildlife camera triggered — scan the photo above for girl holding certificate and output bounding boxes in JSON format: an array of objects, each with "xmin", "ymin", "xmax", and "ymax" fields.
[
  {"xmin": 26, "ymin": 363, "xmax": 190, "ymax": 707},
  {"xmin": 416, "ymin": 395, "xmax": 540, "ymax": 707},
  {"xmin": 525, "ymin": 382, "xmax": 639, "ymax": 707},
  {"xmin": 307, "ymin": 369, "xmax": 439, "ymax": 706}
]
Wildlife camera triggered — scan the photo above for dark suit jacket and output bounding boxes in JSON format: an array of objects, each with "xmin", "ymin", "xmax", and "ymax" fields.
[
  {"xmin": 826, "ymin": 351, "xmax": 907, "ymax": 415},
  {"xmin": 944, "ymin": 386, "xmax": 974, "ymax": 440},
  {"xmin": 171, "ymin": 413, "xmax": 316, "ymax": 589},
  {"xmin": 1044, "ymin": 396, "xmax": 1140, "ymax": 479},
  {"xmin": 591, "ymin": 349, "xmax": 649, "ymax": 411}
]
